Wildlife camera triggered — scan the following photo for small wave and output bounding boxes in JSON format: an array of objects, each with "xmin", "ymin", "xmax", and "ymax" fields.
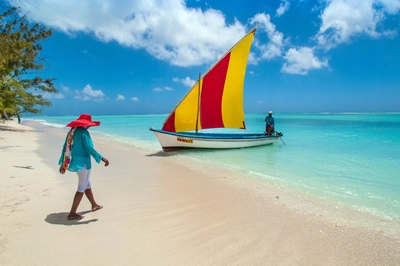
[{"xmin": 41, "ymin": 122, "xmax": 65, "ymax": 128}]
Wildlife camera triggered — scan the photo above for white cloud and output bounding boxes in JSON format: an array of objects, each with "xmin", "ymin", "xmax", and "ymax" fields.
[
  {"xmin": 378, "ymin": 0, "xmax": 400, "ymax": 14},
  {"xmin": 131, "ymin": 97, "xmax": 139, "ymax": 102},
  {"xmin": 14, "ymin": 0, "xmax": 249, "ymax": 67},
  {"xmin": 75, "ymin": 84, "xmax": 105, "ymax": 101},
  {"xmin": 247, "ymin": 52, "xmax": 258, "ymax": 65},
  {"xmin": 82, "ymin": 50, "xmax": 97, "ymax": 61},
  {"xmin": 276, "ymin": 0, "xmax": 290, "ymax": 17},
  {"xmin": 250, "ymin": 13, "xmax": 285, "ymax": 60},
  {"xmin": 41, "ymin": 92, "xmax": 65, "ymax": 99},
  {"xmin": 116, "ymin": 94, "xmax": 125, "ymax": 101},
  {"xmin": 61, "ymin": 85, "xmax": 70, "ymax": 92},
  {"xmin": 316, "ymin": 0, "xmax": 397, "ymax": 50},
  {"xmin": 153, "ymin": 86, "xmax": 174, "ymax": 92},
  {"xmin": 173, "ymin": 77, "xmax": 196, "ymax": 87},
  {"xmin": 282, "ymin": 47, "xmax": 328, "ymax": 75}
]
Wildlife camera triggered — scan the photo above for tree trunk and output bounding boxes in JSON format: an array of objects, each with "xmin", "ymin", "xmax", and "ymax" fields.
[{"xmin": 2, "ymin": 110, "xmax": 10, "ymax": 120}]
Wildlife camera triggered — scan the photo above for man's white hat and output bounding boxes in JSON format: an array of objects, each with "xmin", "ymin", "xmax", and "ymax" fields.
[{"xmin": 268, "ymin": 111, "xmax": 273, "ymax": 114}]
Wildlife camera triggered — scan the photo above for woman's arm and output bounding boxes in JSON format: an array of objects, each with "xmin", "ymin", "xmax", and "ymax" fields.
[
  {"xmin": 101, "ymin": 157, "xmax": 109, "ymax": 166},
  {"xmin": 81, "ymin": 130, "xmax": 103, "ymax": 163},
  {"xmin": 58, "ymin": 134, "xmax": 68, "ymax": 166}
]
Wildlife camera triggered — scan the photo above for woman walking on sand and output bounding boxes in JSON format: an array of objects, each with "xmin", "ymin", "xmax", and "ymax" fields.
[{"xmin": 58, "ymin": 114, "xmax": 109, "ymax": 220}]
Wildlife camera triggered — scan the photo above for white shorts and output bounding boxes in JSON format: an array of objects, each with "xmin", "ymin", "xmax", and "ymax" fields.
[{"xmin": 76, "ymin": 167, "xmax": 92, "ymax": 193}]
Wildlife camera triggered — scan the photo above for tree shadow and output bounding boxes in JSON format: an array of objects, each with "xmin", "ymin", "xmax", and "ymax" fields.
[
  {"xmin": 13, "ymin": 165, "xmax": 34, "ymax": 170},
  {"xmin": 0, "ymin": 146, "xmax": 21, "ymax": 149},
  {"xmin": 45, "ymin": 211, "xmax": 98, "ymax": 226},
  {"xmin": 0, "ymin": 125, "xmax": 29, "ymax": 133}
]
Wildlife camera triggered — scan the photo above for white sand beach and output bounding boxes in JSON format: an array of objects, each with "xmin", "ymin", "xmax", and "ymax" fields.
[{"xmin": 1, "ymin": 119, "xmax": 399, "ymax": 265}]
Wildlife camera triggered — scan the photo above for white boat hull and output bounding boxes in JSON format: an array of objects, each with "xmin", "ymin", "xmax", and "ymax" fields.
[{"xmin": 150, "ymin": 128, "xmax": 280, "ymax": 151}]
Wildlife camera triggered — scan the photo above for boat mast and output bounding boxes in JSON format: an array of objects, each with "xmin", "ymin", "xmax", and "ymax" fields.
[{"xmin": 195, "ymin": 72, "xmax": 201, "ymax": 134}]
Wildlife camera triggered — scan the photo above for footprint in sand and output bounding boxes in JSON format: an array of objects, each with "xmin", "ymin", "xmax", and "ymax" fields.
[{"xmin": 36, "ymin": 189, "xmax": 49, "ymax": 197}]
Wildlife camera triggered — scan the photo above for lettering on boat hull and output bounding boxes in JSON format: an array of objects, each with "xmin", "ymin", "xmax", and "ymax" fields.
[{"xmin": 177, "ymin": 137, "xmax": 193, "ymax": 144}]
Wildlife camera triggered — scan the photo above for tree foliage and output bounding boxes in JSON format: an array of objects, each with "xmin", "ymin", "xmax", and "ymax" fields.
[{"xmin": 0, "ymin": 6, "xmax": 58, "ymax": 117}]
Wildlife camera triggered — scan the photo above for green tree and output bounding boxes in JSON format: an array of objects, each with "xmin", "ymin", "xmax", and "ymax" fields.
[{"xmin": 0, "ymin": 6, "xmax": 58, "ymax": 119}]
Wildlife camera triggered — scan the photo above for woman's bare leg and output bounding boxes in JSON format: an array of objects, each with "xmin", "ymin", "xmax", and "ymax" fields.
[
  {"xmin": 85, "ymin": 188, "xmax": 103, "ymax": 211},
  {"xmin": 68, "ymin": 192, "xmax": 84, "ymax": 220}
]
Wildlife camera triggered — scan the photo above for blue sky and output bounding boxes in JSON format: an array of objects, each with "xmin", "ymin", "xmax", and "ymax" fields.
[{"xmin": 8, "ymin": 0, "xmax": 400, "ymax": 115}]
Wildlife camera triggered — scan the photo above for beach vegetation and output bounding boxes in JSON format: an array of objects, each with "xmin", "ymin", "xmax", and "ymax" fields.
[{"xmin": 0, "ymin": 6, "xmax": 58, "ymax": 119}]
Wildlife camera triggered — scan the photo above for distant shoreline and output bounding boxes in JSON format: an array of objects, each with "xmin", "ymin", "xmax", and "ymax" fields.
[{"xmin": 21, "ymin": 111, "xmax": 400, "ymax": 118}]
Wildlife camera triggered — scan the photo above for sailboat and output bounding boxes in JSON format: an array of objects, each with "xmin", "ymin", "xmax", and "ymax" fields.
[{"xmin": 150, "ymin": 26, "xmax": 283, "ymax": 152}]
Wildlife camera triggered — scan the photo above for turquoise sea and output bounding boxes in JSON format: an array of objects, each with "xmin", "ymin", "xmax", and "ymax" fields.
[{"xmin": 27, "ymin": 113, "xmax": 400, "ymax": 236}]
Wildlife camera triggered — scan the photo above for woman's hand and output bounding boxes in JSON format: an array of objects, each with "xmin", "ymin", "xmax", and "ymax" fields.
[
  {"xmin": 102, "ymin": 157, "xmax": 109, "ymax": 167},
  {"xmin": 59, "ymin": 166, "xmax": 66, "ymax": 174}
]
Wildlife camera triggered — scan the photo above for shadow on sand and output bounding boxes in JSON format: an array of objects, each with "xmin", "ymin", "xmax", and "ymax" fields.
[
  {"xmin": 45, "ymin": 211, "xmax": 98, "ymax": 226},
  {"xmin": 146, "ymin": 151, "xmax": 176, "ymax": 157},
  {"xmin": 0, "ymin": 124, "xmax": 30, "ymax": 133}
]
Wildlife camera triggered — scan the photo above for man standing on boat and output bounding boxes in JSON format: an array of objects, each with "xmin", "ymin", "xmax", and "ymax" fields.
[{"xmin": 265, "ymin": 111, "xmax": 275, "ymax": 136}]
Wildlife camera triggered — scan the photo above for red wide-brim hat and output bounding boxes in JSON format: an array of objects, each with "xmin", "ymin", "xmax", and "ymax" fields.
[{"xmin": 66, "ymin": 114, "xmax": 100, "ymax": 127}]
